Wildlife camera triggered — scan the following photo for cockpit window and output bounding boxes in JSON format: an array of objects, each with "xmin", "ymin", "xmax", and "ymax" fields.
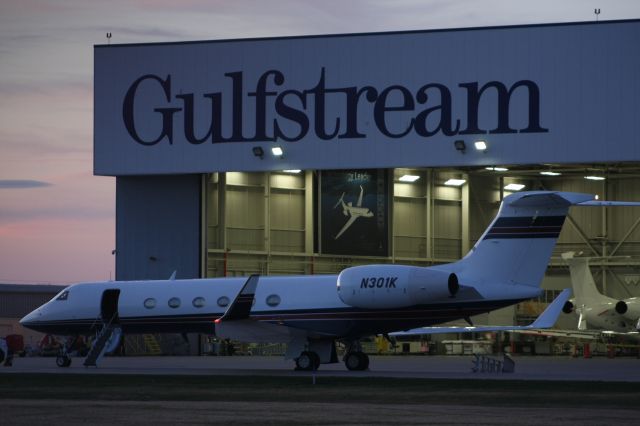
[{"xmin": 56, "ymin": 290, "xmax": 69, "ymax": 301}]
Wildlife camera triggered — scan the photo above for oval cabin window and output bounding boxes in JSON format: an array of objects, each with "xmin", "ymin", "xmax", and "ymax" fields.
[
  {"xmin": 266, "ymin": 294, "xmax": 281, "ymax": 307},
  {"xmin": 144, "ymin": 298, "xmax": 156, "ymax": 309},
  {"xmin": 168, "ymin": 297, "xmax": 181, "ymax": 308},
  {"xmin": 192, "ymin": 297, "xmax": 206, "ymax": 308},
  {"xmin": 217, "ymin": 296, "xmax": 230, "ymax": 307}
]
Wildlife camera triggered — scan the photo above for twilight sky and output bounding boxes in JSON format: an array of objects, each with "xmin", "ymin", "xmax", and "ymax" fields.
[{"xmin": 0, "ymin": 0, "xmax": 638, "ymax": 284}]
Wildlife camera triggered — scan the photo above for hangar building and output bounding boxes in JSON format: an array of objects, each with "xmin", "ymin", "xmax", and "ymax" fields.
[{"xmin": 94, "ymin": 19, "xmax": 640, "ymax": 329}]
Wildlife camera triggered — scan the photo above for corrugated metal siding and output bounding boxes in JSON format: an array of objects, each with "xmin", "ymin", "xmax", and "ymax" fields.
[
  {"xmin": 116, "ymin": 175, "xmax": 201, "ymax": 280},
  {"xmin": 0, "ymin": 293, "xmax": 56, "ymax": 318}
]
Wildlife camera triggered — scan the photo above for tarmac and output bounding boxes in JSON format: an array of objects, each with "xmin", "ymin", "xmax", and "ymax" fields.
[{"xmin": 4, "ymin": 354, "xmax": 640, "ymax": 381}]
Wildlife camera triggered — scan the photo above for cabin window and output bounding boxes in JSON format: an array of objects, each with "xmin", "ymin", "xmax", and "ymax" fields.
[
  {"xmin": 192, "ymin": 297, "xmax": 206, "ymax": 308},
  {"xmin": 266, "ymin": 294, "xmax": 281, "ymax": 307},
  {"xmin": 217, "ymin": 296, "xmax": 230, "ymax": 307},
  {"xmin": 56, "ymin": 290, "xmax": 69, "ymax": 301},
  {"xmin": 168, "ymin": 297, "xmax": 181, "ymax": 308},
  {"xmin": 144, "ymin": 298, "xmax": 156, "ymax": 309}
]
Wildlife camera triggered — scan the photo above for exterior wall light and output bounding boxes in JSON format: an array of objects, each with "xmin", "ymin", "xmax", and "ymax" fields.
[
  {"xmin": 474, "ymin": 140, "xmax": 487, "ymax": 151},
  {"xmin": 252, "ymin": 146, "xmax": 264, "ymax": 158},
  {"xmin": 454, "ymin": 140, "xmax": 466, "ymax": 152},
  {"xmin": 271, "ymin": 146, "xmax": 284, "ymax": 157}
]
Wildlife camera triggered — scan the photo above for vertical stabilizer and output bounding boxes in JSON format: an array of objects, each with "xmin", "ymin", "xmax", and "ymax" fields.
[
  {"xmin": 563, "ymin": 253, "xmax": 605, "ymax": 305},
  {"xmin": 452, "ymin": 191, "xmax": 594, "ymax": 288}
]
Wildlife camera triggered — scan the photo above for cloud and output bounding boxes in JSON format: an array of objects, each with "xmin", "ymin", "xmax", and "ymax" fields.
[{"xmin": 0, "ymin": 179, "xmax": 52, "ymax": 189}]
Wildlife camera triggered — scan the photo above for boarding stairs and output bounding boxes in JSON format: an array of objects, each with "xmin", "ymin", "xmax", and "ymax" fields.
[{"xmin": 83, "ymin": 315, "xmax": 121, "ymax": 367}]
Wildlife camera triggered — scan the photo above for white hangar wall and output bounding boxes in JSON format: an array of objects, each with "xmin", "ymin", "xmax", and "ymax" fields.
[{"xmin": 95, "ymin": 20, "xmax": 640, "ymax": 176}]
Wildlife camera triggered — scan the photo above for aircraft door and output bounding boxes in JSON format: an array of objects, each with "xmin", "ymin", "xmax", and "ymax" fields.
[{"xmin": 101, "ymin": 289, "xmax": 120, "ymax": 323}]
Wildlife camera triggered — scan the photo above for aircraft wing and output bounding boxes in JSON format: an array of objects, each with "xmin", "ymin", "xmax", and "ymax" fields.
[
  {"xmin": 214, "ymin": 274, "xmax": 329, "ymax": 342},
  {"xmin": 215, "ymin": 274, "xmax": 259, "ymax": 322},
  {"xmin": 509, "ymin": 328, "xmax": 640, "ymax": 340},
  {"xmin": 390, "ymin": 288, "xmax": 571, "ymax": 336},
  {"xmin": 335, "ymin": 215, "xmax": 358, "ymax": 240}
]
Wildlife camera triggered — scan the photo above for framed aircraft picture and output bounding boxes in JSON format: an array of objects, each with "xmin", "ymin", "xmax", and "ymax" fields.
[{"xmin": 319, "ymin": 169, "xmax": 389, "ymax": 256}]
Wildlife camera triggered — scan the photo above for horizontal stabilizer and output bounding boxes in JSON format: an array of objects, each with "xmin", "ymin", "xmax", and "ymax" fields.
[
  {"xmin": 390, "ymin": 288, "xmax": 571, "ymax": 336},
  {"xmin": 578, "ymin": 200, "xmax": 640, "ymax": 207},
  {"xmin": 216, "ymin": 274, "xmax": 259, "ymax": 322}
]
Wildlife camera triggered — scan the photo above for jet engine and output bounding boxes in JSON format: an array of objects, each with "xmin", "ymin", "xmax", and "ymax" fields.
[
  {"xmin": 337, "ymin": 264, "xmax": 459, "ymax": 309},
  {"xmin": 615, "ymin": 300, "xmax": 628, "ymax": 315},
  {"xmin": 562, "ymin": 300, "xmax": 574, "ymax": 314},
  {"xmin": 615, "ymin": 299, "xmax": 640, "ymax": 323}
]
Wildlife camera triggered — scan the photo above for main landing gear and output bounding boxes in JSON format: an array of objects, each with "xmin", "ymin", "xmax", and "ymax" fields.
[
  {"xmin": 295, "ymin": 351, "xmax": 321, "ymax": 371},
  {"xmin": 342, "ymin": 341, "xmax": 369, "ymax": 371},
  {"xmin": 294, "ymin": 344, "xmax": 370, "ymax": 371},
  {"xmin": 343, "ymin": 351, "xmax": 369, "ymax": 371}
]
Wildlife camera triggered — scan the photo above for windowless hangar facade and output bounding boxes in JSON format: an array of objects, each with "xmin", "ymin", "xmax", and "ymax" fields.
[{"xmin": 95, "ymin": 20, "xmax": 640, "ymax": 326}]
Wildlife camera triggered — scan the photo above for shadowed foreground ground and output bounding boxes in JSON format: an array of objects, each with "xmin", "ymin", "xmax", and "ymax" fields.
[{"xmin": 2, "ymin": 374, "xmax": 640, "ymax": 425}]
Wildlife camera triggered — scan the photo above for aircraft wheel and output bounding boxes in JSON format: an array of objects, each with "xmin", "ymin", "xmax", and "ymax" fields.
[
  {"xmin": 295, "ymin": 351, "xmax": 320, "ymax": 371},
  {"xmin": 344, "ymin": 351, "xmax": 368, "ymax": 371},
  {"xmin": 56, "ymin": 355, "xmax": 72, "ymax": 368}
]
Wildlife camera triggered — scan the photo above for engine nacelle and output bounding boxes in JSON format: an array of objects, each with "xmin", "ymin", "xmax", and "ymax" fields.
[
  {"xmin": 620, "ymin": 298, "xmax": 640, "ymax": 324},
  {"xmin": 562, "ymin": 300, "xmax": 574, "ymax": 314},
  {"xmin": 337, "ymin": 264, "xmax": 458, "ymax": 309},
  {"xmin": 615, "ymin": 300, "xmax": 628, "ymax": 315}
]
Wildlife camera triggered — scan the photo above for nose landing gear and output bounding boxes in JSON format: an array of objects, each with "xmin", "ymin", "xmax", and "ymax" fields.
[{"xmin": 55, "ymin": 335, "xmax": 81, "ymax": 368}]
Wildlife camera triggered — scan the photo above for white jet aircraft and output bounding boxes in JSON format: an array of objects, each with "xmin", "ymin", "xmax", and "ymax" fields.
[
  {"xmin": 20, "ymin": 191, "xmax": 640, "ymax": 370},
  {"xmin": 333, "ymin": 185, "xmax": 374, "ymax": 239},
  {"xmin": 561, "ymin": 252, "xmax": 640, "ymax": 334}
]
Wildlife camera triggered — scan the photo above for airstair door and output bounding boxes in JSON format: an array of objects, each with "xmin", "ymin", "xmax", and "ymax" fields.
[{"xmin": 101, "ymin": 289, "xmax": 120, "ymax": 323}]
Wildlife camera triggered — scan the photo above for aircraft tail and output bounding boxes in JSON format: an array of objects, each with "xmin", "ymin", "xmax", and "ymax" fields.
[
  {"xmin": 561, "ymin": 252, "xmax": 603, "ymax": 305},
  {"xmin": 449, "ymin": 191, "xmax": 640, "ymax": 290}
]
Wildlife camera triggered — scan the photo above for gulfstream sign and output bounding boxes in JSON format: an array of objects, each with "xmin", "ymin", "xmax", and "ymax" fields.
[{"xmin": 122, "ymin": 68, "xmax": 548, "ymax": 146}]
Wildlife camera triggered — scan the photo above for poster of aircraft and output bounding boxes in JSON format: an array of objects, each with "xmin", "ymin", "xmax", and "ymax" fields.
[{"xmin": 320, "ymin": 169, "xmax": 388, "ymax": 256}]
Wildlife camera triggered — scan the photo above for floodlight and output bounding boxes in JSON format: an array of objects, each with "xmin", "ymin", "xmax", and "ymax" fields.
[
  {"xmin": 474, "ymin": 140, "xmax": 487, "ymax": 151},
  {"xmin": 252, "ymin": 146, "xmax": 264, "ymax": 158}
]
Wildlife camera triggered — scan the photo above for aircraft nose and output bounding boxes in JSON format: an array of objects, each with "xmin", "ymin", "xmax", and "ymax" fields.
[{"xmin": 20, "ymin": 309, "xmax": 40, "ymax": 329}]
